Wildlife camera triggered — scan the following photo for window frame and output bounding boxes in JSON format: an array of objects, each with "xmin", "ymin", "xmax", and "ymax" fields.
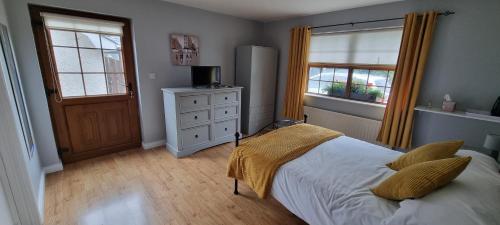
[{"xmin": 307, "ymin": 63, "xmax": 396, "ymax": 105}]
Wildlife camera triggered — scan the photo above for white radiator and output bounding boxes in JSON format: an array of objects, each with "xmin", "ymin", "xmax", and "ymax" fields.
[{"xmin": 304, "ymin": 106, "xmax": 382, "ymax": 143}]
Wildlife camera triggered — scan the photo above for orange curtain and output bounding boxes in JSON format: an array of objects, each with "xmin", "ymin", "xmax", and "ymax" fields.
[
  {"xmin": 283, "ymin": 26, "xmax": 311, "ymax": 120},
  {"xmin": 377, "ymin": 11, "xmax": 438, "ymax": 149}
]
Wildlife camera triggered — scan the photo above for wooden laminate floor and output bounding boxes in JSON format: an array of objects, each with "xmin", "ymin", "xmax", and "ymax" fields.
[{"xmin": 44, "ymin": 143, "xmax": 307, "ymax": 225}]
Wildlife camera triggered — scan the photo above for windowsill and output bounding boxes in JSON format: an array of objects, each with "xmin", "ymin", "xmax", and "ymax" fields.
[{"xmin": 305, "ymin": 93, "xmax": 387, "ymax": 108}]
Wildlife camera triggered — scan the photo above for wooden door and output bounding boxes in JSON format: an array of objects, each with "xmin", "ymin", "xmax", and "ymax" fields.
[{"xmin": 29, "ymin": 5, "xmax": 141, "ymax": 163}]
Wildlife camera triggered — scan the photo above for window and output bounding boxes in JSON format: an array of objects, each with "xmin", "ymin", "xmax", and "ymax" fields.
[
  {"xmin": 43, "ymin": 13, "xmax": 126, "ymax": 98},
  {"xmin": 307, "ymin": 28, "xmax": 402, "ymax": 104}
]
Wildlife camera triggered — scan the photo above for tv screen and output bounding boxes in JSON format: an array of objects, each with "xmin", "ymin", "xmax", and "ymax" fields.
[{"xmin": 191, "ymin": 66, "xmax": 221, "ymax": 87}]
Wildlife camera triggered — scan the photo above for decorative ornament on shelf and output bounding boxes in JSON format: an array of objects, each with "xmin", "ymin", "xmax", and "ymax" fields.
[{"xmin": 442, "ymin": 94, "xmax": 456, "ymax": 112}]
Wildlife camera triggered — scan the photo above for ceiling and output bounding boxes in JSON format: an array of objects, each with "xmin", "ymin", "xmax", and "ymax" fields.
[{"xmin": 160, "ymin": 0, "xmax": 403, "ymax": 22}]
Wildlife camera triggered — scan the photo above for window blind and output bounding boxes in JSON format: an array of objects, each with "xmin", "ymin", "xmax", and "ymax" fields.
[
  {"xmin": 309, "ymin": 28, "xmax": 403, "ymax": 65},
  {"xmin": 41, "ymin": 13, "xmax": 124, "ymax": 35}
]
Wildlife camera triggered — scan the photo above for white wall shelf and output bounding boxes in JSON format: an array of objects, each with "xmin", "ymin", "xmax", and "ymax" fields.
[{"xmin": 415, "ymin": 106, "xmax": 500, "ymax": 124}]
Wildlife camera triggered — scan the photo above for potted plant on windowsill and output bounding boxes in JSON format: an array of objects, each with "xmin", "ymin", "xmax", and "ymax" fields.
[
  {"xmin": 367, "ymin": 88, "xmax": 383, "ymax": 102},
  {"xmin": 322, "ymin": 83, "xmax": 345, "ymax": 97},
  {"xmin": 350, "ymin": 83, "xmax": 383, "ymax": 102},
  {"xmin": 322, "ymin": 82, "xmax": 383, "ymax": 103}
]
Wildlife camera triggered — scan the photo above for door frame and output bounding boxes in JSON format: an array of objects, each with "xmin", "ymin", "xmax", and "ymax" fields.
[
  {"xmin": 28, "ymin": 4, "xmax": 142, "ymax": 163},
  {"xmin": 0, "ymin": 30, "xmax": 41, "ymax": 224}
]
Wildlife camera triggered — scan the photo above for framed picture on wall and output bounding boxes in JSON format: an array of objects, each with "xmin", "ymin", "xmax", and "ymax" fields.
[{"xmin": 170, "ymin": 34, "xmax": 199, "ymax": 66}]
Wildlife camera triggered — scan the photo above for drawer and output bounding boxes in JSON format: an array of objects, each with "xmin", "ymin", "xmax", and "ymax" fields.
[
  {"xmin": 214, "ymin": 106, "xmax": 237, "ymax": 120},
  {"xmin": 180, "ymin": 125, "xmax": 210, "ymax": 148},
  {"xmin": 214, "ymin": 119, "xmax": 237, "ymax": 139},
  {"xmin": 214, "ymin": 92, "xmax": 237, "ymax": 105},
  {"xmin": 180, "ymin": 109, "xmax": 210, "ymax": 128},
  {"xmin": 179, "ymin": 94, "xmax": 210, "ymax": 110}
]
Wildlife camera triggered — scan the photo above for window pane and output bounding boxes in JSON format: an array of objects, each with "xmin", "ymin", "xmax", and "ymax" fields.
[
  {"xmin": 101, "ymin": 34, "xmax": 121, "ymax": 50},
  {"xmin": 307, "ymin": 80, "xmax": 319, "ymax": 93},
  {"xmin": 384, "ymin": 88, "xmax": 391, "ymax": 103},
  {"xmin": 320, "ymin": 68, "xmax": 334, "ymax": 81},
  {"xmin": 79, "ymin": 49, "xmax": 104, "ymax": 72},
  {"xmin": 368, "ymin": 86, "xmax": 385, "ymax": 103},
  {"xmin": 83, "ymin": 74, "xmax": 107, "ymax": 95},
  {"xmin": 334, "ymin": 68, "xmax": 348, "ymax": 82},
  {"xmin": 53, "ymin": 47, "xmax": 81, "ymax": 72},
  {"xmin": 352, "ymin": 69, "xmax": 368, "ymax": 85},
  {"xmin": 77, "ymin": 32, "xmax": 101, "ymax": 48},
  {"xmin": 103, "ymin": 50, "xmax": 124, "ymax": 73},
  {"xmin": 106, "ymin": 73, "xmax": 126, "ymax": 94},
  {"xmin": 309, "ymin": 67, "xmax": 321, "ymax": 80},
  {"xmin": 319, "ymin": 81, "xmax": 331, "ymax": 95},
  {"xmin": 50, "ymin": 30, "xmax": 76, "ymax": 47},
  {"xmin": 326, "ymin": 82, "xmax": 346, "ymax": 97},
  {"xmin": 368, "ymin": 70, "xmax": 388, "ymax": 87},
  {"xmin": 351, "ymin": 84, "xmax": 367, "ymax": 96},
  {"xmin": 58, "ymin": 73, "xmax": 84, "ymax": 97},
  {"xmin": 387, "ymin": 71, "xmax": 395, "ymax": 87}
]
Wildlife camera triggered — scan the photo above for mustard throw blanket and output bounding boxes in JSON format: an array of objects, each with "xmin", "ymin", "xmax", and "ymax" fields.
[{"xmin": 227, "ymin": 124, "xmax": 343, "ymax": 198}]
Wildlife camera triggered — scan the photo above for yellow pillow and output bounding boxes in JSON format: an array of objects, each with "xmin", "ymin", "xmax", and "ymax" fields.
[
  {"xmin": 387, "ymin": 140, "xmax": 464, "ymax": 170},
  {"xmin": 372, "ymin": 156, "xmax": 471, "ymax": 201}
]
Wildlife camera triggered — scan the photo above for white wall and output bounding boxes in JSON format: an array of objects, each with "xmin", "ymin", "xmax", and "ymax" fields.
[
  {"xmin": 264, "ymin": 0, "xmax": 500, "ymax": 119},
  {"xmin": 0, "ymin": 0, "xmax": 6, "ymax": 24},
  {"xmin": 8, "ymin": 0, "xmax": 498, "ymax": 169},
  {"xmin": 1, "ymin": 0, "xmax": 45, "ymax": 221},
  {"xmin": 0, "ymin": 34, "xmax": 43, "ymax": 224},
  {"xmin": 0, "ymin": 183, "xmax": 14, "ymax": 225},
  {"xmin": 262, "ymin": 0, "xmax": 500, "ymax": 149},
  {"xmin": 0, "ymin": 66, "xmax": 42, "ymax": 222},
  {"xmin": 0, "ymin": 2, "xmax": 17, "ymax": 224},
  {"xmin": 5, "ymin": 0, "xmax": 263, "ymax": 167}
]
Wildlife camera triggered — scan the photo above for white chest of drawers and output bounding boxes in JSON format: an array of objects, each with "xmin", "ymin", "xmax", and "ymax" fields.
[{"xmin": 161, "ymin": 87, "xmax": 242, "ymax": 157}]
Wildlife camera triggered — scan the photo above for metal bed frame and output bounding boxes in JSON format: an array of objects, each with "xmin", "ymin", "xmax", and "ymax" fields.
[{"xmin": 233, "ymin": 115, "xmax": 308, "ymax": 195}]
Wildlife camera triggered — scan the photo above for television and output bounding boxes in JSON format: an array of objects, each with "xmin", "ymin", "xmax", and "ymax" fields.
[{"xmin": 191, "ymin": 66, "xmax": 221, "ymax": 87}]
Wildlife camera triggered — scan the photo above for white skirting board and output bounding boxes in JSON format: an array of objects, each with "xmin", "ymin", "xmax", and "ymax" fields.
[
  {"xmin": 142, "ymin": 139, "xmax": 166, "ymax": 150},
  {"xmin": 304, "ymin": 106, "xmax": 382, "ymax": 143},
  {"xmin": 36, "ymin": 162, "xmax": 63, "ymax": 223},
  {"xmin": 43, "ymin": 162, "xmax": 63, "ymax": 174}
]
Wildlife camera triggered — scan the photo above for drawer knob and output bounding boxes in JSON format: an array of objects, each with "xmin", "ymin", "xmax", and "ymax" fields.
[
  {"xmin": 225, "ymin": 97, "xmax": 228, "ymax": 100},
  {"xmin": 193, "ymin": 100, "xmax": 197, "ymax": 104},
  {"xmin": 195, "ymin": 134, "xmax": 198, "ymax": 138},
  {"xmin": 225, "ymin": 110, "xmax": 228, "ymax": 114},
  {"xmin": 194, "ymin": 115, "xmax": 198, "ymax": 120},
  {"xmin": 224, "ymin": 128, "xmax": 228, "ymax": 131}
]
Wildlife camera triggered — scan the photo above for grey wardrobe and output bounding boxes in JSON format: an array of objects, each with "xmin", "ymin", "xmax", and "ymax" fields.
[{"xmin": 235, "ymin": 45, "xmax": 278, "ymax": 135}]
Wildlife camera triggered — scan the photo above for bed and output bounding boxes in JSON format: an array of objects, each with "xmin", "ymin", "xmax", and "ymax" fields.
[{"xmin": 230, "ymin": 128, "xmax": 500, "ymax": 225}]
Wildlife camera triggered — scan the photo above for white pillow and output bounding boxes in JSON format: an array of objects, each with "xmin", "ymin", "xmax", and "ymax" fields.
[
  {"xmin": 382, "ymin": 150, "xmax": 500, "ymax": 225},
  {"xmin": 457, "ymin": 149, "xmax": 498, "ymax": 172}
]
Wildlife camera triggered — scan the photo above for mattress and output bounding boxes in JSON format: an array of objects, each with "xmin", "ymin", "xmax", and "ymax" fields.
[
  {"xmin": 271, "ymin": 136, "xmax": 401, "ymax": 225},
  {"xmin": 270, "ymin": 136, "xmax": 500, "ymax": 225}
]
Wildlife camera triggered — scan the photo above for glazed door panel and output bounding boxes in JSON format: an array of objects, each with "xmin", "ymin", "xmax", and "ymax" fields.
[{"xmin": 30, "ymin": 5, "xmax": 141, "ymax": 163}]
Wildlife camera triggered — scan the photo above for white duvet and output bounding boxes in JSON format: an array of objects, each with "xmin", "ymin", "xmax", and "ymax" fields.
[{"xmin": 271, "ymin": 136, "xmax": 500, "ymax": 225}]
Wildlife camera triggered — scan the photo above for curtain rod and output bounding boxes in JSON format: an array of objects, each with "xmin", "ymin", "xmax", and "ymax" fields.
[{"xmin": 309, "ymin": 10, "xmax": 455, "ymax": 30}]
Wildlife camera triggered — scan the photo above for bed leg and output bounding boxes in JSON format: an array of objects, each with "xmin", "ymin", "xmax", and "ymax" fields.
[
  {"xmin": 233, "ymin": 132, "xmax": 240, "ymax": 195},
  {"xmin": 234, "ymin": 179, "xmax": 239, "ymax": 195},
  {"xmin": 304, "ymin": 114, "xmax": 308, "ymax": 124},
  {"xmin": 235, "ymin": 132, "xmax": 240, "ymax": 147}
]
